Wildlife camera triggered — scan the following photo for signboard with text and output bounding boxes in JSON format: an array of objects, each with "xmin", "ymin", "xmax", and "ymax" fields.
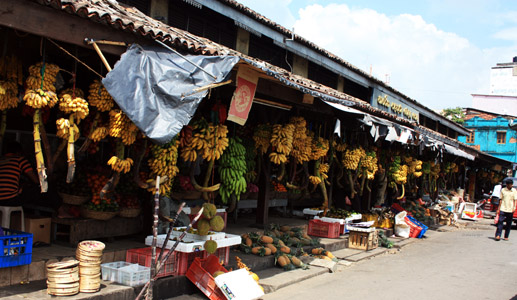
[
  {"xmin": 227, "ymin": 65, "xmax": 258, "ymax": 125},
  {"xmin": 371, "ymin": 89, "xmax": 419, "ymax": 122}
]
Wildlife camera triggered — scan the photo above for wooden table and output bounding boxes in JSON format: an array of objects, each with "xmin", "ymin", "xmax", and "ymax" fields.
[{"xmin": 52, "ymin": 216, "xmax": 143, "ymax": 245}]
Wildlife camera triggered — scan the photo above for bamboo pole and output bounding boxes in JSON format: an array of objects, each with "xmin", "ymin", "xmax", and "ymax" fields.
[
  {"xmin": 33, "ymin": 110, "xmax": 48, "ymax": 192},
  {"xmin": 147, "ymin": 176, "xmax": 161, "ymax": 300}
]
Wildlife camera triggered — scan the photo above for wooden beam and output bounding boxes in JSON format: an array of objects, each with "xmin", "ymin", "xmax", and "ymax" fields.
[
  {"xmin": 0, "ymin": 0, "xmax": 146, "ymax": 56},
  {"xmin": 255, "ymin": 78, "xmax": 304, "ymax": 105}
]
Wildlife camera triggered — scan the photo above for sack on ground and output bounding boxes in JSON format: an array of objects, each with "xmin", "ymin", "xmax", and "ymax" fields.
[{"xmin": 394, "ymin": 211, "xmax": 410, "ymax": 238}]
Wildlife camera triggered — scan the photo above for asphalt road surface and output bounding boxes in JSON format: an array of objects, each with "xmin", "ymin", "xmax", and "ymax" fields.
[{"xmin": 262, "ymin": 225, "xmax": 517, "ymax": 300}]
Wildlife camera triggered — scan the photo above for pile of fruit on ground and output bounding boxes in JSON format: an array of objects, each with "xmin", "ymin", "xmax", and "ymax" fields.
[{"xmin": 239, "ymin": 224, "xmax": 337, "ymax": 271}]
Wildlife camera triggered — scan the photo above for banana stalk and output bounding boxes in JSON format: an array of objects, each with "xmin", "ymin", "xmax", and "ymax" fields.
[
  {"xmin": 101, "ymin": 141, "xmax": 123, "ymax": 198},
  {"xmin": 202, "ymin": 158, "xmax": 216, "ymax": 201},
  {"xmin": 0, "ymin": 110, "xmax": 6, "ymax": 155},
  {"xmin": 66, "ymin": 115, "xmax": 76, "ymax": 183},
  {"xmin": 78, "ymin": 112, "xmax": 100, "ymax": 153},
  {"xmin": 277, "ymin": 163, "xmax": 286, "ymax": 181},
  {"xmin": 347, "ymin": 170, "xmax": 356, "ymax": 199},
  {"xmin": 314, "ymin": 159, "xmax": 329, "ymax": 215},
  {"xmin": 33, "ymin": 110, "xmax": 48, "ymax": 192},
  {"xmin": 359, "ymin": 169, "xmax": 367, "ymax": 196},
  {"xmin": 38, "ymin": 116, "xmax": 54, "ymax": 177}
]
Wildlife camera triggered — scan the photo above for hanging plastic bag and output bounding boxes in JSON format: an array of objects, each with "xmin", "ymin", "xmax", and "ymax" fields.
[{"xmin": 394, "ymin": 211, "xmax": 410, "ymax": 238}]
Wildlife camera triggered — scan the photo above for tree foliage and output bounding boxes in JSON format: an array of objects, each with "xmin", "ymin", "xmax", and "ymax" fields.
[{"xmin": 441, "ymin": 107, "xmax": 466, "ymax": 124}]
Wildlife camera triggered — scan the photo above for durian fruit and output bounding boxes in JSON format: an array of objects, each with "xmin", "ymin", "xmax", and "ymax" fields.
[
  {"xmin": 197, "ymin": 218, "xmax": 211, "ymax": 236},
  {"xmin": 209, "ymin": 215, "xmax": 225, "ymax": 232},
  {"xmin": 204, "ymin": 239, "xmax": 218, "ymax": 254},
  {"xmin": 202, "ymin": 203, "xmax": 217, "ymax": 219}
]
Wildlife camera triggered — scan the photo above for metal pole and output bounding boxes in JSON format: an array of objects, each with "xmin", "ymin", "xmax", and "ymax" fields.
[{"xmin": 155, "ymin": 40, "xmax": 217, "ymax": 79}]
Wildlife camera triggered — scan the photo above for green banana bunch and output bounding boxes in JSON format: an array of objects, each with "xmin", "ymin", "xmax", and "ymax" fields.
[{"xmin": 219, "ymin": 137, "xmax": 247, "ymax": 204}]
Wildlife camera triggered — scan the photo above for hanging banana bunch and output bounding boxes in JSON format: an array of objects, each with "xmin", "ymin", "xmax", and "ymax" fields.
[
  {"xmin": 147, "ymin": 138, "xmax": 180, "ymax": 195},
  {"xmin": 283, "ymin": 117, "xmax": 312, "ymax": 190},
  {"xmin": 219, "ymin": 137, "xmax": 247, "ymax": 204},
  {"xmin": 358, "ymin": 150, "xmax": 378, "ymax": 195},
  {"xmin": 309, "ymin": 136, "xmax": 330, "ymax": 212},
  {"xmin": 0, "ymin": 55, "xmax": 23, "ymax": 153},
  {"xmin": 23, "ymin": 62, "xmax": 60, "ymax": 192},
  {"xmin": 179, "ymin": 125, "xmax": 196, "ymax": 162},
  {"xmin": 342, "ymin": 146, "xmax": 366, "ymax": 198},
  {"xmin": 388, "ymin": 156, "xmax": 409, "ymax": 199},
  {"xmin": 243, "ymin": 137, "xmax": 258, "ymax": 183},
  {"xmin": 88, "ymin": 80, "xmax": 114, "ymax": 112},
  {"xmin": 58, "ymin": 92, "xmax": 89, "ymax": 182},
  {"xmin": 268, "ymin": 123, "xmax": 295, "ymax": 165},
  {"xmin": 252, "ymin": 124, "xmax": 272, "ymax": 155}
]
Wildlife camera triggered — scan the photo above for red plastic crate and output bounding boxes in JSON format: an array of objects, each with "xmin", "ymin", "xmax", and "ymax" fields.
[
  {"xmin": 186, "ymin": 255, "xmax": 228, "ymax": 300},
  {"xmin": 405, "ymin": 217, "xmax": 422, "ymax": 238},
  {"xmin": 126, "ymin": 247, "xmax": 205, "ymax": 277},
  {"xmin": 206, "ymin": 246, "xmax": 230, "ymax": 265},
  {"xmin": 307, "ymin": 219, "xmax": 340, "ymax": 238},
  {"xmin": 189, "ymin": 212, "xmax": 227, "ymax": 230}
]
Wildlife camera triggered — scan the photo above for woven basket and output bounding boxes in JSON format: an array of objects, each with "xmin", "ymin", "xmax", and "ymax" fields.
[
  {"xmin": 119, "ymin": 207, "xmax": 141, "ymax": 218},
  {"xmin": 80, "ymin": 207, "xmax": 118, "ymax": 221},
  {"xmin": 59, "ymin": 192, "xmax": 90, "ymax": 205}
]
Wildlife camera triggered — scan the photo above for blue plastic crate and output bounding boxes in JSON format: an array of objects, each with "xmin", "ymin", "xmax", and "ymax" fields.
[
  {"xmin": 0, "ymin": 228, "xmax": 33, "ymax": 268},
  {"xmin": 406, "ymin": 216, "xmax": 428, "ymax": 238}
]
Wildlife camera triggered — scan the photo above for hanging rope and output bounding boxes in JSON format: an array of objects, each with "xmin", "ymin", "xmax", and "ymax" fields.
[{"xmin": 46, "ymin": 38, "xmax": 103, "ymax": 78}]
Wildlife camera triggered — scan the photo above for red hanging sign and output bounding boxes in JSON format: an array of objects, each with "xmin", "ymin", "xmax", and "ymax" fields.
[{"xmin": 227, "ymin": 65, "xmax": 258, "ymax": 125}]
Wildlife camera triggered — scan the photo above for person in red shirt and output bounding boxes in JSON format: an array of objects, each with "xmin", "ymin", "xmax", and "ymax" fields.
[
  {"xmin": 0, "ymin": 141, "xmax": 69, "ymax": 218},
  {"xmin": 0, "ymin": 141, "xmax": 40, "ymax": 206}
]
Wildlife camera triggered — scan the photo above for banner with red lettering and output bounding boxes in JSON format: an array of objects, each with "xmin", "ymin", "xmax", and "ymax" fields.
[{"xmin": 227, "ymin": 65, "xmax": 258, "ymax": 125}]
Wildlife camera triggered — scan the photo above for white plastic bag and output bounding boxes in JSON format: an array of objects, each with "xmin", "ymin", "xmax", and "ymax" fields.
[{"xmin": 394, "ymin": 211, "xmax": 410, "ymax": 238}]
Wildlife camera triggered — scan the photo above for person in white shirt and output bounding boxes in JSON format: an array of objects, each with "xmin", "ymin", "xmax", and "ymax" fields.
[
  {"xmin": 495, "ymin": 179, "xmax": 517, "ymax": 241},
  {"xmin": 491, "ymin": 182, "xmax": 502, "ymax": 210}
]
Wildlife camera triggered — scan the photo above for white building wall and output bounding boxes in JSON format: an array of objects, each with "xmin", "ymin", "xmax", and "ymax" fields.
[
  {"xmin": 490, "ymin": 66, "xmax": 517, "ymax": 96},
  {"xmin": 472, "ymin": 94, "xmax": 517, "ymax": 117}
]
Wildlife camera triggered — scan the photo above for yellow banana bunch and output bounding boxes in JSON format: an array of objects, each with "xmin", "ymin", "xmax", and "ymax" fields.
[
  {"xmin": 309, "ymin": 175, "xmax": 322, "ymax": 185},
  {"xmin": 253, "ymin": 124, "xmax": 272, "ymax": 155},
  {"xmin": 89, "ymin": 127, "xmax": 108, "ymax": 142},
  {"xmin": 430, "ymin": 162, "xmax": 440, "ymax": 179},
  {"xmin": 343, "ymin": 146, "xmax": 365, "ymax": 170},
  {"xmin": 55, "ymin": 118, "xmax": 79, "ymax": 141},
  {"xmin": 404, "ymin": 156, "xmax": 423, "ymax": 178},
  {"xmin": 59, "ymin": 88, "xmax": 84, "ymax": 99},
  {"xmin": 310, "ymin": 136, "xmax": 329, "ymax": 161},
  {"xmin": 335, "ymin": 141, "xmax": 347, "ymax": 152},
  {"xmin": 107, "ymin": 156, "xmax": 133, "ymax": 174},
  {"xmin": 59, "ymin": 94, "xmax": 89, "ymax": 120},
  {"xmin": 289, "ymin": 117, "xmax": 312, "ymax": 164},
  {"xmin": 188, "ymin": 123, "xmax": 229, "ymax": 162},
  {"xmin": 180, "ymin": 145, "xmax": 198, "ymax": 162},
  {"xmin": 0, "ymin": 80, "xmax": 18, "ymax": 110},
  {"xmin": 270, "ymin": 123, "xmax": 295, "ymax": 154},
  {"xmin": 0, "ymin": 55, "xmax": 23, "ymax": 86},
  {"xmin": 361, "ymin": 151, "xmax": 378, "ymax": 180},
  {"xmin": 26, "ymin": 62, "xmax": 59, "ymax": 92},
  {"xmin": 268, "ymin": 152, "xmax": 287, "ymax": 165},
  {"xmin": 108, "ymin": 110, "xmax": 139, "ymax": 145},
  {"xmin": 147, "ymin": 139, "xmax": 180, "ymax": 194},
  {"xmin": 23, "ymin": 89, "xmax": 58, "ymax": 109},
  {"xmin": 88, "ymin": 80, "xmax": 114, "ymax": 112},
  {"xmin": 319, "ymin": 163, "xmax": 329, "ymax": 180}
]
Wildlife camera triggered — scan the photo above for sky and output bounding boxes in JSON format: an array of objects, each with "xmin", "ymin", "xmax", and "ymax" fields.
[{"xmin": 236, "ymin": 0, "xmax": 517, "ymax": 111}]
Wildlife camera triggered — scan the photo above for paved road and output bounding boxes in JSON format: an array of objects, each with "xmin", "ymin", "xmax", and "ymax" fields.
[{"xmin": 262, "ymin": 225, "xmax": 517, "ymax": 300}]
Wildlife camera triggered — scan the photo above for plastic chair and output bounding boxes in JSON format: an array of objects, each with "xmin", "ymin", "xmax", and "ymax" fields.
[{"xmin": 0, "ymin": 206, "xmax": 25, "ymax": 231}]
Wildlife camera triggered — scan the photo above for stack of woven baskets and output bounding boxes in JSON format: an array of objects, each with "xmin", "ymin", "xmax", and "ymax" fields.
[
  {"xmin": 76, "ymin": 240, "xmax": 105, "ymax": 293},
  {"xmin": 46, "ymin": 260, "xmax": 80, "ymax": 296}
]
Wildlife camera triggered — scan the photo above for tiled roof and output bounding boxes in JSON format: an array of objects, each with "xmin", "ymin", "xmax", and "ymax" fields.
[{"xmin": 33, "ymin": 0, "xmax": 469, "ymax": 136}]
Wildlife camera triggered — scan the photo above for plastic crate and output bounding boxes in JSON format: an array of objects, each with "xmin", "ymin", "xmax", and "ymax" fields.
[
  {"xmin": 101, "ymin": 261, "xmax": 150, "ymax": 287},
  {"xmin": 186, "ymin": 255, "xmax": 228, "ymax": 300},
  {"xmin": 406, "ymin": 216, "xmax": 428, "ymax": 238},
  {"xmin": 405, "ymin": 216, "xmax": 422, "ymax": 238},
  {"xmin": 307, "ymin": 219, "xmax": 340, "ymax": 238},
  {"xmin": 126, "ymin": 247, "xmax": 204, "ymax": 277},
  {"xmin": 0, "ymin": 228, "xmax": 33, "ymax": 268}
]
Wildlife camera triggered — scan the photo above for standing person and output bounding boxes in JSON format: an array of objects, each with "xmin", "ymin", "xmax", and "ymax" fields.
[
  {"xmin": 495, "ymin": 179, "xmax": 517, "ymax": 241},
  {"xmin": 491, "ymin": 182, "xmax": 502, "ymax": 211}
]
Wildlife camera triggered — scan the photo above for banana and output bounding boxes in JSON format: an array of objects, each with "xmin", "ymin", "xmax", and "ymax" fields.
[{"xmin": 218, "ymin": 137, "xmax": 248, "ymax": 204}]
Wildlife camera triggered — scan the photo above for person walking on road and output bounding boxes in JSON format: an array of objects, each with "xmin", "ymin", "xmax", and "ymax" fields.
[{"xmin": 495, "ymin": 179, "xmax": 517, "ymax": 241}]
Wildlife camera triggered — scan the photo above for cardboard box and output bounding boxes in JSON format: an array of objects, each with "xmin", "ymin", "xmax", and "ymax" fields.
[{"xmin": 25, "ymin": 216, "xmax": 51, "ymax": 244}]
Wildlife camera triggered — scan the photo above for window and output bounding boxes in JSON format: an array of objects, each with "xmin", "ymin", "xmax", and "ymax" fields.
[
  {"xmin": 466, "ymin": 130, "xmax": 475, "ymax": 143},
  {"xmin": 497, "ymin": 131, "xmax": 507, "ymax": 144}
]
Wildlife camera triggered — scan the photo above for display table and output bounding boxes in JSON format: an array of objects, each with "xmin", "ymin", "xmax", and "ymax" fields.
[
  {"xmin": 234, "ymin": 198, "xmax": 288, "ymax": 222},
  {"xmin": 52, "ymin": 216, "xmax": 143, "ymax": 245}
]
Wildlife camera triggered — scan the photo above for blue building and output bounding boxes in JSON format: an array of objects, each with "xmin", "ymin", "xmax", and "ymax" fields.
[{"xmin": 458, "ymin": 108, "xmax": 517, "ymax": 163}]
